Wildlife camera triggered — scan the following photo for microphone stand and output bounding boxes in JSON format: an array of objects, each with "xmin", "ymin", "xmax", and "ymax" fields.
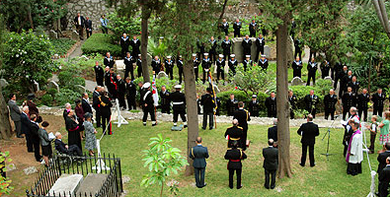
[{"xmin": 321, "ymin": 115, "xmax": 339, "ymax": 161}]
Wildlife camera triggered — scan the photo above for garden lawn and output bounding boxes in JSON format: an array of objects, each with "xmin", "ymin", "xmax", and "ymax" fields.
[{"xmin": 96, "ymin": 121, "xmax": 378, "ymax": 197}]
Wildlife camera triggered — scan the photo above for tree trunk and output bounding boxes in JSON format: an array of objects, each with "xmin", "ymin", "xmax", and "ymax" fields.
[
  {"xmin": 27, "ymin": 4, "xmax": 34, "ymax": 30},
  {"xmin": 218, "ymin": 0, "xmax": 229, "ymax": 21},
  {"xmin": 0, "ymin": 17, "xmax": 12, "ymax": 140},
  {"xmin": 276, "ymin": 12, "xmax": 292, "ymax": 179},
  {"xmin": 141, "ymin": 2, "xmax": 151, "ymax": 83}
]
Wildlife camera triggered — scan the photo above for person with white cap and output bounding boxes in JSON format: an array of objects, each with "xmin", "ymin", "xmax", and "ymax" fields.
[
  {"xmin": 176, "ymin": 55, "xmax": 184, "ymax": 84},
  {"xmin": 258, "ymin": 54, "xmax": 268, "ymax": 70},
  {"xmin": 242, "ymin": 35, "xmax": 252, "ymax": 60},
  {"xmin": 216, "ymin": 54, "xmax": 225, "ymax": 81},
  {"xmin": 248, "ymin": 94, "xmax": 260, "ymax": 117},
  {"xmin": 243, "ymin": 55, "xmax": 252, "ymax": 72},
  {"xmin": 202, "ymin": 53, "xmax": 212, "ymax": 84},
  {"xmin": 170, "ymin": 85, "xmax": 187, "ymax": 127},
  {"xmin": 192, "ymin": 54, "xmax": 200, "ymax": 81},
  {"xmin": 136, "ymin": 54, "xmax": 142, "ymax": 78},
  {"xmin": 141, "ymin": 82, "xmax": 156, "ymax": 126},
  {"xmin": 151, "ymin": 56, "xmax": 162, "ymax": 76},
  {"xmin": 221, "ymin": 36, "xmax": 232, "ymax": 60},
  {"xmin": 255, "ymin": 34, "xmax": 265, "ymax": 62},
  {"xmin": 165, "ymin": 56, "xmax": 174, "ymax": 80},
  {"xmin": 228, "ymin": 54, "xmax": 237, "ymax": 76}
]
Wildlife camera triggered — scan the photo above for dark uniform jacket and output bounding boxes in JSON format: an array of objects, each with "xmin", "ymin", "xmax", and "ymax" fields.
[
  {"xmin": 258, "ymin": 58, "xmax": 268, "ymax": 70},
  {"xmin": 141, "ymin": 90, "xmax": 154, "ymax": 110},
  {"xmin": 256, "ymin": 37, "xmax": 265, "ymax": 51},
  {"xmin": 341, "ymin": 75, "xmax": 353, "ymax": 91},
  {"xmin": 225, "ymin": 148, "xmax": 247, "ymax": 170},
  {"xmin": 177, "ymin": 59, "xmax": 183, "ymax": 70},
  {"xmin": 170, "ymin": 91, "xmax": 186, "ymax": 111},
  {"xmin": 265, "ymin": 97, "xmax": 277, "ymax": 114},
  {"xmin": 201, "ymin": 93, "xmax": 215, "ymax": 113},
  {"xmin": 202, "ymin": 58, "xmax": 211, "ymax": 70},
  {"xmin": 348, "ymin": 81, "xmax": 360, "ymax": 93},
  {"xmin": 342, "ymin": 92, "xmax": 356, "ymax": 108},
  {"xmin": 324, "ymin": 94, "xmax": 337, "ymax": 110},
  {"xmin": 248, "ymin": 100, "xmax": 260, "ymax": 117},
  {"xmin": 82, "ymin": 98, "xmax": 92, "ymax": 114},
  {"xmin": 233, "ymin": 22, "xmax": 242, "ymax": 33},
  {"xmin": 377, "ymin": 150, "xmax": 390, "ymax": 173},
  {"xmin": 228, "ymin": 59, "xmax": 238, "ymax": 71},
  {"xmin": 297, "ymin": 122, "xmax": 319, "ymax": 145},
  {"xmin": 124, "ymin": 56, "xmax": 135, "ymax": 69},
  {"xmin": 263, "ymin": 146, "xmax": 278, "ymax": 171},
  {"xmin": 233, "ymin": 108, "xmax": 250, "ymax": 127},
  {"xmin": 225, "ymin": 125, "xmax": 244, "ymax": 146},
  {"xmin": 117, "ymin": 79, "xmax": 126, "ymax": 95},
  {"xmin": 130, "ymin": 39, "xmax": 141, "ymax": 55},
  {"xmin": 289, "ymin": 95, "xmax": 297, "ymax": 110},
  {"xmin": 165, "ymin": 59, "xmax": 174, "ymax": 70},
  {"xmin": 104, "ymin": 56, "xmax": 115, "ymax": 68},
  {"xmin": 268, "ymin": 125, "xmax": 278, "ymax": 142},
  {"xmin": 292, "ymin": 60, "xmax": 302, "ymax": 74},
  {"xmin": 189, "ymin": 145, "xmax": 209, "ymax": 168},
  {"xmin": 94, "ymin": 65, "xmax": 104, "ymax": 81},
  {"xmin": 92, "ymin": 91, "xmax": 101, "ymax": 111},
  {"xmin": 100, "ymin": 96, "xmax": 112, "ymax": 117},
  {"xmin": 358, "ymin": 93, "xmax": 370, "ymax": 110},
  {"xmin": 126, "ymin": 81, "xmax": 136, "ymax": 97},
  {"xmin": 226, "ymin": 98, "xmax": 238, "ymax": 116},
  {"xmin": 379, "ymin": 165, "xmax": 390, "ymax": 197},
  {"xmin": 159, "ymin": 90, "xmax": 170, "ymax": 106},
  {"xmin": 21, "ymin": 112, "xmax": 31, "ymax": 134},
  {"xmin": 221, "ymin": 40, "xmax": 232, "ymax": 54},
  {"xmin": 304, "ymin": 94, "xmax": 318, "ymax": 112},
  {"xmin": 151, "ymin": 59, "xmax": 162, "ymax": 72},
  {"xmin": 321, "ymin": 62, "xmax": 330, "ymax": 77},
  {"xmin": 193, "ymin": 58, "xmax": 200, "ymax": 69},
  {"xmin": 120, "ymin": 36, "xmax": 130, "ymax": 51},
  {"xmin": 307, "ymin": 62, "xmax": 318, "ymax": 74},
  {"xmin": 242, "ymin": 38, "xmax": 252, "ymax": 51},
  {"xmin": 216, "ymin": 59, "xmax": 225, "ymax": 71},
  {"xmin": 372, "ymin": 93, "xmax": 386, "ymax": 109}
]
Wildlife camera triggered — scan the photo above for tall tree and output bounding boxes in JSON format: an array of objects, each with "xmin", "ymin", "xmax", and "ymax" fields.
[{"xmin": 0, "ymin": 16, "xmax": 12, "ymax": 140}]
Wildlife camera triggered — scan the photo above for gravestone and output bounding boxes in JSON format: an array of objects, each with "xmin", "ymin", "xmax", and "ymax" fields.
[
  {"xmin": 72, "ymin": 30, "xmax": 79, "ymax": 40},
  {"xmin": 33, "ymin": 80, "xmax": 40, "ymax": 92},
  {"xmin": 49, "ymin": 30, "xmax": 58, "ymax": 39},
  {"xmin": 0, "ymin": 78, "xmax": 9, "ymax": 87},
  {"xmin": 291, "ymin": 77, "xmax": 304, "ymax": 86},
  {"xmin": 75, "ymin": 85, "xmax": 87, "ymax": 94},
  {"xmin": 264, "ymin": 46, "xmax": 271, "ymax": 58},
  {"xmin": 23, "ymin": 166, "xmax": 38, "ymax": 175},
  {"xmin": 47, "ymin": 174, "xmax": 83, "ymax": 197},
  {"xmin": 232, "ymin": 37, "xmax": 271, "ymax": 62},
  {"xmin": 157, "ymin": 71, "xmax": 168, "ymax": 79},
  {"xmin": 47, "ymin": 81, "xmax": 60, "ymax": 93},
  {"xmin": 76, "ymin": 173, "xmax": 108, "ymax": 196},
  {"xmin": 324, "ymin": 76, "xmax": 334, "ymax": 87}
]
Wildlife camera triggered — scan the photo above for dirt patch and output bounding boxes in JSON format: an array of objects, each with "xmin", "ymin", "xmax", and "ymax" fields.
[{"xmin": 0, "ymin": 115, "xmax": 64, "ymax": 197}]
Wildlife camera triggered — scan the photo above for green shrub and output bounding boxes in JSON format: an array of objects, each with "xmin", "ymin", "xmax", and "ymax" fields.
[
  {"xmin": 216, "ymin": 90, "xmax": 268, "ymax": 115},
  {"xmin": 107, "ymin": 12, "xmax": 141, "ymax": 37},
  {"xmin": 47, "ymin": 88, "xmax": 58, "ymax": 97},
  {"xmin": 81, "ymin": 33, "xmax": 121, "ymax": 56},
  {"xmin": 50, "ymin": 38, "xmax": 76, "ymax": 56},
  {"xmin": 41, "ymin": 94, "xmax": 53, "ymax": 106},
  {"xmin": 54, "ymin": 88, "xmax": 81, "ymax": 106}
]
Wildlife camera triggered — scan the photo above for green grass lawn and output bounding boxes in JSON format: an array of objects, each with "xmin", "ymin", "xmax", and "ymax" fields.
[{"xmin": 95, "ymin": 121, "xmax": 378, "ymax": 197}]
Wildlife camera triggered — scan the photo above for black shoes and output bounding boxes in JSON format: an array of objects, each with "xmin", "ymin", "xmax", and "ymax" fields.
[{"xmin": 299, "ymin": 163, "xmax": 305, "ymax": 167}]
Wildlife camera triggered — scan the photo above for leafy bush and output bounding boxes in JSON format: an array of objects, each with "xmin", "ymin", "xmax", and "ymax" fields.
[
  {"xmin": 57, "ymin": 71, "xmax": 85, "ymax": 92},
  {"xmin": 2, "ymin": 30, "xmax": 57, "ymax": 94},
  {"xmin": 289, "ymin": 85, "xmax": 325, "ymax": 113},
  {"xmin": 50, "ymin": 38, "xmax": 76, "ymax": 56},
  {"xmin": 81, "ymin": 33, "xmax": 121, "ymax": 56},
  {"xmin": 41, "ymin": 94, "xmax": 53, "ymax": 106},
  {"xmin": 148, "ymin": 37, "xmax": 168, "ymax": 58},
  {"xmin": 216, "ymin": 90, "xmax": 268, "ymax": 115},
  {"xmin": 47, "ymin": 88, "xmax": 58, "ymax": 97},
  {"xmin": 54, "ymin": 88, "xmax": 81, "ymax": 106},
  {"xmin": 107, "ymin": 12, "xmax": 141, "ymax": 37},
  {"xmin": 234, "ymin": 64, "xmax": 276, "ymax": 93}
]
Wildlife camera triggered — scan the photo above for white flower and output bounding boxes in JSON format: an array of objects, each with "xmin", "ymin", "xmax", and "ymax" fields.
[
  {"xmin": 18, "ymin": 49, "xmax": 20, "ymax": 52},
  {"xmin": 22, "ymin": 61, "xmax": 25, "ymax": 64},
  {"xmin": 24, "ymin": 51, "xmax": 27, "ymax": 54},
  {"xmin": 20, "ymin": 52, "xmax": 22, "ymax": 55},
  {"xmin": 15, "ymin": 54, "xmax": 19, "ymax": 57}
]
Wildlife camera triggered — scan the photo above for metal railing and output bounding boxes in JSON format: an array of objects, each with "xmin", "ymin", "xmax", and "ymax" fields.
[{"xmin": 25, "ymin": 153, "xmax": 123, "ymax": 197}]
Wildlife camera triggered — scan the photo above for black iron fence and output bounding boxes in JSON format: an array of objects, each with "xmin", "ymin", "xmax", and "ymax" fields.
[{"xmin": 26, "ymin": 153, "xmax": 123, "ymax": 197}]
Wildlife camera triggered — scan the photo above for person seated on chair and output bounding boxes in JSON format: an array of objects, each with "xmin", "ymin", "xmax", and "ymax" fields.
[{"xmin": 54, "ymin": 132, "xmax": 83, "ymax": 156}]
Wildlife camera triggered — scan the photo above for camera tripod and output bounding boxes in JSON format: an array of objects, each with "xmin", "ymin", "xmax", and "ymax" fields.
[{"xmin": 321, "ymin": 115, "xmax": 339, "ymax": 161}]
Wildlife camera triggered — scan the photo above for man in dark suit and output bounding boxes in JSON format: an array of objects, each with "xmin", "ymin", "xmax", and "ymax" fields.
[
  {"xmin": 342, "ymin": 87, "xmax": 356, "ymax": 120},
  {"xmin": 85, "ymin": 16, "xmax": 92, "ymax": 39},
  {"xmin": 130, "ymin": 36, "xmax": 141, "ymax": 58},
  {"xmin": 224, "ymin": 140, "xmax": 247, "ymax": 189},
  {"xmin": 189, "ymin": 137, "xmax": 209, "ymax": 188},
  {"xmin": 54, "ymin": 132, "xmax": 82, "ymax": 156},
  {"xmin": 201, "ymin": 88, "xmax": 215, "ymax": 130},
  {"xmin": 94, "ymin": 61, "xmax": 104, "ymax": 86},
  {"xmin": 74, "ymin": 13, "xmax": 85, "ymax": 40},
  {"xmin": 372, "ymin": 88, "xmax": 386, "ymax": 117},
  {"xmin": 268, "ymin": 119, "xmax": 278, "ymax": 142},
  {"xmin": 378, "ymin": 142, "xmax": 390, "ymax": 175},
  {"xmin": 248, "ymin": 95, "xmax": 260, "ymax": 117},
  {"xmin": 92, "ymin": 86, "xmax": 102, "ymax": 127},
  {"xmin": 304, "ymin": 90, "xmax": 318, "ymax": 118},
  {"xmin": 379, "ymin": 156, "xmax": 390, "ymax": 197},
  {"xmin": 125, "ymin": 78, "xmax": 137, "ymax": 110},
  {"xmin": 29, "ymin": 114, "xmax": 42, "ymax": 162},
  {"xmin": 263, "ymin": 139, "xmax": 278, "ymax": 189},
  {"xmin": 358, "ymin": 88, "xmax": 370, "ymax": 122},
  {"xmin": 160, "ymin": 85, "xmax": 171, "ymax": 114},
  {"xmin": 81, "ymin": 93, "xmax": 92, "ymax": 115},
  {"xmin": 8, "ymin": 94, "xmax": 23, "ymax": 138},
  {"xmin": 116, "ymin": 75, "xmax": 127, "ymax": 110},
  {"xmin": 233, "ymin": 102, "xmax": 250, "ymax": 151},
  {"xmin": 226, "ymin": 94, "xmax": 238, "ymax": 116},
  {"xmin": 324, "ymin": 89, "xmax": 338, "ymax": 120},
  {"xmin": 21, "ymin": 106, "xmax": 33, "ymax": 152},
  {"xmin": 297, "ymin": 114, "xmax": 319, "ymax": 167},
  {"xmin": 288, "ymin": 90, "xmax": 297, "ymax": 119},
  {"xmin": 265, "ymin": 92, "xmax": 277, "ymax": 118},
  {"xmin": 224, "ymin": 119, "xmax": 244, "ymax": 148}
]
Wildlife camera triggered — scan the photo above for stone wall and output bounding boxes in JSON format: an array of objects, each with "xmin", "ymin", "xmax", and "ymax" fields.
[{"xmin": 66, "ymin": 0, "xmax": 115, "ymax": 31}]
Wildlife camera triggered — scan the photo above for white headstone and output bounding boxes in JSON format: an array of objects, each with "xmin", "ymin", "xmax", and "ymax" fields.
[
  {"xmin": 49, "ymin": 30, "xmax": 58, "ymax": 39},
  {"xmin": 291, "ymin": 77, "xmax": 304, "ymax": 86},
  {"xmin": 157, "ymin": 71, "xmax": 168, "ymax": 79},
  {"xmin": 0, "ymin": 78, "xmax": 9, "ymax": 87},
  {"xmin": 324, "ymin": 76, "xmax": 334, "ymax": 87},
  {"xmin": 47, "ymin": 81, "xmax": 60, "ymax": 92},
  {"xmin": 33, "ymin": 80, "xmax": 40, "ymax": 91},
  {"xmin": 72, "ymin": 30, "xmax": 79, "ymax": 40}
]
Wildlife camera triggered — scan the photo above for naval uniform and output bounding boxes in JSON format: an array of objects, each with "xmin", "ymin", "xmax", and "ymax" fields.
[
  {"xmin": 124, "ymin": 56, "xmax": 135, "ymax": 80},
  {"xmin": 165, "ymin": 59, "xmax": 174, "ymax": 80},
  {"xmin": 248, "ymin": 100, "xmax": 260, "ymax": 117},
  {"xmin": 265, "ymin": 97, "xmax": 277, "ymax": 118},
  {"xmin": 233, "ymin": 108, "xmax": 250, "ymax": 151},
  {"xmin": 170, "ymin": 91, "xmax": 187, "ymax": 124},
  {"xmin": 324, "ymin": 94, "xmax": 337, "ymax": 120},
  {"xmin": 160, "ymin": 90, "xmax": 171, "ymax": 114},
  {"xmin": 216, "ymin": 58, "xmax": 225, "ymax": 80}
]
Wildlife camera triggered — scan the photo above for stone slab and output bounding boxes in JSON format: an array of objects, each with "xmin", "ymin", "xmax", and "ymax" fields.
[
  {"xmin": 291, "ymin": 77, "xmax": 305, "ymax": 86},
  {"xmin": 232, "ymin": 37, "xmax": 269, "ymax": 63},
  {"xmin": 76, "ymin": 173, "xmax": 108, "ymax": 196},
  {"xmin": 47, "ymin": 174, "xmax": 83, "ymax": 197},
  {"xmin": 0, "ymin": 78, "xmax": 9, "ymax": 87},
  {"xmin": 47, "ymin": 81, "xmax": 59, "ymax": 93}
]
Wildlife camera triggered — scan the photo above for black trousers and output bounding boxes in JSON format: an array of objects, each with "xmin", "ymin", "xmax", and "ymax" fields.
[
  {"xmin": 306, "ymin": 73, "xmax": 316, "ymax": 86},
  {"xmin": 202, "ymin": 70, "xmax": 208, "ymax": 84},
  {"xmin": 124, "ymin": 67, "xmax": 134, "ymax": 80},
  {"xmin": 202, "ymin": 111, "xmax": 214, "ymax": 129},
  {"xmin": 223, "ymin": 51, "xmax": 230, "ymax": 61},
  {"xmin": 161, "ymin": 104, "xmax": 171, "ymax": 114},
  {"xmin": 358, "ymin": 108, "xmax": 368, "ymax": 122},
  {"xmin": 86, "ymin": 29, "xmax": 92, "ymax": 38},
  {"xmin": 325, "ymin": 109, "xmax": 335, "ymax": 120},
  {"xmin": 229, "ymin": 168, "xmax": 242, "ymax": 189},
  {"xmin": 25, "ymin": 133, "xmax": 33, "ymax": 152},
  {"xmin": 118, "ymin": 93, "xmax": 126, "ymax": 108},
  {"xmin": 95, "ymin": 109, "xmax": 101, "ymax": 127},
  {"xmin": 264, "ymin": 169, "xmax": 276, "ymax": 189},
  {"xmin": 209, "ymin": 50, "xmax": 216, "ymax": 63},
  {"xmin": 194, "ymin": 167, "xmax": 206, "ymax": 187},
  {"xmin": 342, "ymin": 106, "xmax": 351, "ymax": 120},
  {"xmin": 334, "ymin": 75, "xmax": 340, "ymax": 89},
  {"xmin": 373, "ymin": 107, "xmax": 384, "ymax": 117},
  {"xmin": 101, "ymin": 26, "xmax": 108, "ymax": 34},
  {"xmin": 301, "ymin": 144, "xmax": 315, "ymax": 166},
  {"xmin": 255, "ymin": 48, "xmax": 264, "ymax": 62},
  {"xmin": 143, "ymin": 107, "xmax": 156, "ymax": 122},
  {"xmin": 173, "ymin": 110, "xmax": 186, "ymax": 123},
  {"xmin": 267, "ymin": 110, "xmax": 276, "ymax": 118},
  {"xmin": 14, "ymin": 120, "xmax": 21, "ymax": 136},
  {"xmin": 241, "ymin": 125, "xmax": 248, "ymax": 151},
  {"xmin": 194, "ymin": 67, "xmax": 199, "ymax": 81},
  {"xmin": 293, "ymin": 70, "xmax": 301, "ymax": 78},
  {"xmin": 137, "ymin": 66, "xmax": 142, "ymax": 78},
  {"xmin": 178, "ymin": 68, "xmax": 183, "ymax": 84},
  {"xmin": 217, "ymin": 68, "xmax": 224, "ymax": 80},
  {"xmin": 249, "ymin": 30, "xmax": 256, "ymax": 37},
  {"xmin": 234, "ymin": 30, "xmax": 240, "ymax": 37},
  {"xmin": 290, "ymin": 109, "xmax": 295, "ymax": 119},
  {"xmin": 102, "ymin": 115, "xmax": 112, "ymax": 135},
  {"xmin": 127, "ymin": 95, "xmax": 136, "ymax": 110},
  {"xmin": 369, "ymin": 133, "xmax": 376, "ymax": 152},
  {"xmin": 32, "ymin": 135, "xmax": 41, "ymax": 162},
  {"xmin": 96, "ymin": 78, "xmax": 104, "ymax": 86},
  {"xmin": 67, "ymin": 144, "xmax": 83, "ymax": 156},
  {"xmin": 166, "ymin": 68, "xmax": 173, "ymax": 80}
]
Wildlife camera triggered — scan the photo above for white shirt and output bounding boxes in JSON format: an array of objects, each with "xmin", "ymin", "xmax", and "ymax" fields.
[{"xmin": 78, "ymin": 17, "xmax": 81, "ymax": 25}]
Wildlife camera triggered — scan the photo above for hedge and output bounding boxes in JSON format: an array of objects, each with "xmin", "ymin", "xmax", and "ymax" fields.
[
  {"xmin": 216, "ymin": 90, "xmax": 268, "ymax": 116},
  {"xmin": 81, "ymin": 33, "xmax": 121, "ymax": 57}
]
